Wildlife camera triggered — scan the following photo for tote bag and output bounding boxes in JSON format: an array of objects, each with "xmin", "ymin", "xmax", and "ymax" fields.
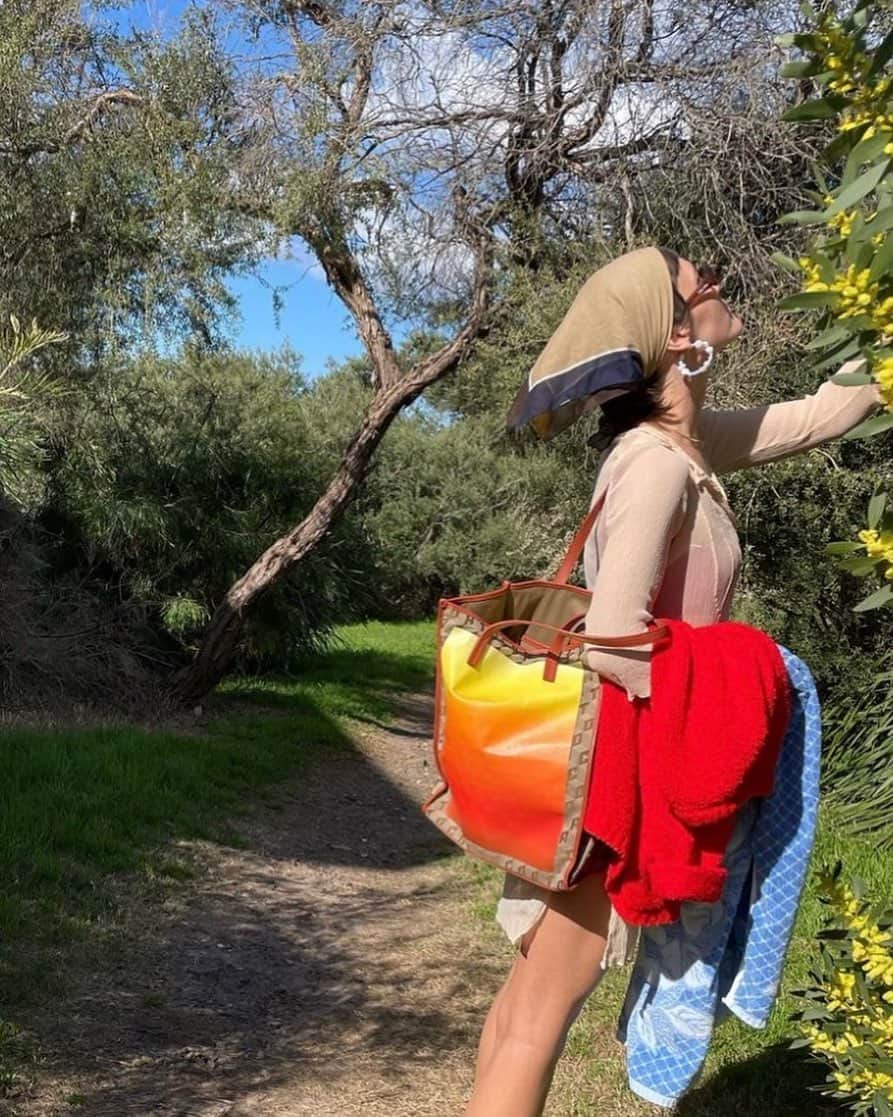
[{"xmin": 422, "ymin": 491, "xmax": 668, "ymax": 890}]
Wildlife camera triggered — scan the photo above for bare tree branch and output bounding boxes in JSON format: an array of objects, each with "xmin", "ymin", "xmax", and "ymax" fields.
[{"xmin": 0, "ymin": 89, "xmax": 143, "ymax": 158}]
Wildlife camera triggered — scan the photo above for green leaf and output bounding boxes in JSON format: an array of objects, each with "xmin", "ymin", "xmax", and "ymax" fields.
[
  {"xmin": 823, "ymin": 130, "xmax": 858, "ymax": 167},
  {"xmin": 844, "ymin": 129, "xmax": 892, "ymax": 184},
  {"xmin": 838, "ymin": 556, "xmax": 880, "ymax": 575},
  {"xmin": 826, "ymin": 160, "xmax": 891, "ymax": 216},
  {"xmin": 869, "ymin": 232, "xmax": 893, "ymax": 282},
  {"xmin": 846, "ymin": 207, "xmax": 869, "ymax": 248},
  {"xmin": 780, "ymin": 60, "xmax": 822, "ymax": 79},
  {"xmin": 776, "ymin": 209, "xmax": 831, "ymax": 226},
  {"xmin": 832, "ymin": 312, "xmax": 873, "ymax": 333},
  {"xmin": 874, "ymin": 1091, "xmax": 893, "ymax": 1117},
  {"xmin": 814, "ymin": 338, "xmax": 863, "ymax": 369},
  {"xmin": 843, "ymin": 411, "xmax": 893, "ymax": 439},
  {"xmin": 800, "ymin": 1004, "xmax": 832, "ymax": 1021},
  {"xmin": 783, "ymin": 98, "xmax": 840, "ymax": 123},
  {"xmin": 867, "ymin": 205, "xmax": 893, "ymax": 236},
  {"xmin": 812, "ymin": 250, "xmax": 836, "ymax": 282},
  {"xmin": 777, "ymin": 32, "xmax": 824, "ymax": 51},
  {"xmin": 770, "ymin": 251, "xmax": 802, "ymax": 274},
  {"xmin": 853, "ymin": 584, "xmax": 893, "ymax": 612},
  {"xmin": 869, "ymin": 492, "xmax": 888, "ymax": 528},
  {"xmin": 826, "ymin": 541, "xmax": 865, "ymax": 554},
  {"xmin": 778, "ymin": 291, "xmax": 841, "ymax": 311},
  {"xmin": 806, "ymin": 324, "xmax": 853, "ymax": 350},
  {"xmin": 832, "ymin": 372, "xmax": 872, "ymax": 385},
  {"xmin": 812, "ymin": 160, "xmax": 830, "ymax": 197},
  {"xmin": 851, "ymin": 237, "xmax": 876, "ymax": 271}
]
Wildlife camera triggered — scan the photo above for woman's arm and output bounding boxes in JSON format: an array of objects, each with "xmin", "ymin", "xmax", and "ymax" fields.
[
  {"xmin": 699, "ymin": 363, "xmax": 884, "ymax": 475},
  {"xmin": 581, "ymin": 440, "xmax": 689, "ymax": 701}
]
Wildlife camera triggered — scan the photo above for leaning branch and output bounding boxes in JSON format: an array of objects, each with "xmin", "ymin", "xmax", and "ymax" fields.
[{"xmin": 0, "ymin": 89, "xmax": 144, "ymax": 158}]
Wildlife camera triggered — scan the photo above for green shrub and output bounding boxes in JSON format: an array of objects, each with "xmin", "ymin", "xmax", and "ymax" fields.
[{"xmin": 790, "ymin": 862, "xmax": 893, "ymax": 1115}]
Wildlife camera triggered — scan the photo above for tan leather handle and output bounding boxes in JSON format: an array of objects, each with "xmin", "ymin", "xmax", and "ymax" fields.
[
  {"xmin": 553, "ymin": 489, "xmax": 607, "ymax": 585},
  {"xmin": 466, "ymin": 616, "xmax": 670, "ymax": 681},
  {"xmin": 542, "ymin": 613, "xmax": 587, "ymax": 682}
]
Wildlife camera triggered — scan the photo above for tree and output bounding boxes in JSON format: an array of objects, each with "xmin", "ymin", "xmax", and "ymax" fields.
[
  {"xmin": 0, "ymin": 0, "xmax": 258, "ymax": 355},
  {"xmin": 177, "ymin": 0, "xmax": 811, "ymax": 699}
]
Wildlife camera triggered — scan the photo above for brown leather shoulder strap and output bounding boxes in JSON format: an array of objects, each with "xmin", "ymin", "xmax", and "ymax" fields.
[{"xmin": 553, "ymin": 488, "xmax": 607, "ymax": 585}]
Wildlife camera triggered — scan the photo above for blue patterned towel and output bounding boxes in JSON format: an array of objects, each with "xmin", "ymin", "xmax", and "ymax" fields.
[{"xmin": 614, "ymin": 646, "xmax": 821, "ymax": 1108}]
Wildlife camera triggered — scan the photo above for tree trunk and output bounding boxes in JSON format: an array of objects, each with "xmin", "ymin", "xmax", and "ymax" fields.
[
  {"xmin": 172, "ymin": 258, "xmax": 490, "ymax": 704},
  {"xmin": 172, "ymin": 384, "xmax": 405, "ymax": 703}
]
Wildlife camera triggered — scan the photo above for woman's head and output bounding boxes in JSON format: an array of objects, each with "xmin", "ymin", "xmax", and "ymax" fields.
[
  {"xmin": 658, "ymin": 249, "xmax": 743, "ymax": 369},
  {"xmin": 505, "ymin": 243, "xmax": 742, "ymax": 444},
  {"xmin": 593, "ymin": 248, "xmax": 743, "ymax": 446}
]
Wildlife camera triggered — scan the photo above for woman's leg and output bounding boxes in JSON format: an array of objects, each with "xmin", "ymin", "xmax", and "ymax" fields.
[{"xmin": 464, "ymin": 868, "xmax": 613, "ymax": 1117}]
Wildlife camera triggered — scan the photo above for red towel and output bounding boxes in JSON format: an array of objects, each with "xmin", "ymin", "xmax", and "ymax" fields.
[{"xmin": 581, "ymin": 618, "xmax": 791, "ymax": 925}]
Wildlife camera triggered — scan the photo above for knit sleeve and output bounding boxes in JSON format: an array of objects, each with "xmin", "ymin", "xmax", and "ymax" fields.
[
  {"xmin": 699, "ymin": 367, "xmax": 884, "ymax": 475},
  {"xmin": 581, "ymin": 440, "xmax": 690, "ymax": 702}
]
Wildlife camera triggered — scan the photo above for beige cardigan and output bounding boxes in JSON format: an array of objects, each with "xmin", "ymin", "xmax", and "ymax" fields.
[{"xmin": 581, "ymin": 376, "xmax": 885, "ymax": 701}]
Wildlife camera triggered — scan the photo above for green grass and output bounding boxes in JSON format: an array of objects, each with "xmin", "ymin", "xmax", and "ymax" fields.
[
  {"xmin": 463, "ymin": 809, "xmax": 893, "ymax": 1116},
  {"xmin": 0, "ymin": 619, "xmax": 436, "ymax": 1004}
]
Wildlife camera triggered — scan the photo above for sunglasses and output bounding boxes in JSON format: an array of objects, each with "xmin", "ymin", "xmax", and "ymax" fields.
[{"xmin": 687, "ymin": 263, "xmax": 724, "ymax": 309}]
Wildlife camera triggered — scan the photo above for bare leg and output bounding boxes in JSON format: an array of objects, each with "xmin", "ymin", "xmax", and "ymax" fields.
[
  {"xmin": 471, "ymin": 917, "xmax": 542, "ymax": 1093},
  {"xmin": 464, "ymin": 870, "xmax": 612, "ymax": 1117}
]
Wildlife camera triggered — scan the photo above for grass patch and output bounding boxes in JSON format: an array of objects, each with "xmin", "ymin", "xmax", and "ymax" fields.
[
  {"xmin": 221, "ymin": 618, "xmax": 436, "ymax": 722},
  {"xmin": 463, "ymin": 806, "xmax": 893, "ymax": 1116},
  {"xmin": 0, "ymin": 619, "xmax": 437, "ymax": 1003}
]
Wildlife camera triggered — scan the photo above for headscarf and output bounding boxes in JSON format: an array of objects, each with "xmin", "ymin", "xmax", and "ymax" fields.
[{"xmin": 505, "ymin": 246, "xmax": 676, "ymax": 440}]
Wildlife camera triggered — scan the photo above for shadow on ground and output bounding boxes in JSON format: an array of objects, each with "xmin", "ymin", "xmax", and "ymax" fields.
[
  {"xmin": 676, "ymin": 1041, "xmax": 841, "ymax": 1116},
  {"xmin": 8, "ymin": 685, "xmax": 502, "ymax": 1116}
]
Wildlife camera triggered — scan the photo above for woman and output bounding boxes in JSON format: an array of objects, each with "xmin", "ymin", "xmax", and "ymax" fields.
[{"xmin": 465, "ymin": 245, "xmax": 884, "ymax": 1117}]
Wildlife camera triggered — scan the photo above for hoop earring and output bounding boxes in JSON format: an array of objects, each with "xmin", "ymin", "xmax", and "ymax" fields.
[{"xmin": 678, "ymin": 339, "xmax": 715, "ymax": 379}]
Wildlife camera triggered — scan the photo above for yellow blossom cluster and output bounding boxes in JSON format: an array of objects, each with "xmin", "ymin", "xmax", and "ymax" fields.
[
  {"xmin": 820, "ymin": 197, "xmax": 887, "ymax": 245},
  {"xmin": 817, "ymin": 873, "xmax": 893, "ymax": 980},
  {"xmin": 874, "ymin": 356, "xmax": 893, "ymax": 408},
  {"xmin": 853, "ymin": 924, "xmax": 893, "ymax": 987},
  {"xmin": 827, "ymin": 208, "xmax": 856, "ymax": 237},
  {"xmin": 816, "ymin": 17, "xmax": 871, "ymax": 97},
  {"xmin": 832, "ymin": 1067, "xmax": 893, "ymax": 1102},
  {"xmin": 839, "ymin": 107, "xmax": 893, "ymax": 149},
  {"xmin": 858, "ymin": 529, "xmax": 893, "ymax": 582},
  {"xmin": 815, "ymin": 16, "xmax": 893, "ymax": 139},
  {"xmin": 799, "ymin": 259, "xmax": 880, "ymax": 317},
  {"xmin": 804, "ymin": 872, "xmax": 893, "ymax": 1105},
  {"xmin": 804, "ymin": 1022, "xmax": 861, "ymax": 1055}
]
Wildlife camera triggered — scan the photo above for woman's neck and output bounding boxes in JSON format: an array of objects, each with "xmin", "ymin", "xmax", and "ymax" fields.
[{"xmin": 645, "ymin": 361, "xmax": 707, "ymax": 443}]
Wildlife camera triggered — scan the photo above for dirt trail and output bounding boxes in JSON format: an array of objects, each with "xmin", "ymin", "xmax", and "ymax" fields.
[{"xmin": 13, "ymin": 693, "xmax": 514, "ymax": 1117}]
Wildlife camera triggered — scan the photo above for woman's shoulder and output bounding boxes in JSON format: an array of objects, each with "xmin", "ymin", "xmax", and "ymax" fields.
[
  {"xmin": 593, "ymin": 427, "xmax": 691, "ymax": 513},
  {"xmin": 601, "ymin": 425, "xmax": 693, "ymax": 483}
]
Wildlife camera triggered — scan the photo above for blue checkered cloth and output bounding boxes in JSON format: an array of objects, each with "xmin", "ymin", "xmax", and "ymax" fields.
[{"xmin": 614, "ymin": 646, "xmax": 821, "ymax": 1108}]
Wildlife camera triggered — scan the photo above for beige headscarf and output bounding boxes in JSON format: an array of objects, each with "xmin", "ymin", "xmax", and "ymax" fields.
[{"xmin": 506, "ymin": 246, "xmax": 676, "ymax": 440}]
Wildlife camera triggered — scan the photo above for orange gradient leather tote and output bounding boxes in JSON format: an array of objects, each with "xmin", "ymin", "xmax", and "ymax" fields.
[{"xmin": 422, "ymin": 491, "xmax": 669, "ymax": 891}]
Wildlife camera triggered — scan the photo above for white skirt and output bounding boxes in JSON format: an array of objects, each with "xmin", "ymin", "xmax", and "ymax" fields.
[{"xmin": 495, "ymin": 871, "xmax": 641, "ymax": 969}]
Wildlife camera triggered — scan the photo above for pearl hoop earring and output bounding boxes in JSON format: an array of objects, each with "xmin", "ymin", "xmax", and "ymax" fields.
[{"xmin": 677, "ymin": 339, "xmax": 715, "ymax": 379}]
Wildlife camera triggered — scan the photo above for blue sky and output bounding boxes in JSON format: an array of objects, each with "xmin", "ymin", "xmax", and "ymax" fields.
[
  {"xmin": 224, "ymin": 261, "xmax": 363, "ymax": 379},
  {"xmin": 112, "ymin": 0, "xmax": 365, "ymax": 378}
]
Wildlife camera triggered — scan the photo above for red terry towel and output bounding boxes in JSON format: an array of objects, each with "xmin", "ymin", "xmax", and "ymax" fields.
[{"xmin": 581, "ymin": 618, "xmax": 791, "ymax": 926}]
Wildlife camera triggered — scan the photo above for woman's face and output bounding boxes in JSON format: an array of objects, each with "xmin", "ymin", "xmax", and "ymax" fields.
[{"xmin": 675, "ymin": 257, "xmax": 743, "ymax": 351}]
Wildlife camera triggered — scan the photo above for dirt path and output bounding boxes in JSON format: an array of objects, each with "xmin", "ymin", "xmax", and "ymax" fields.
[{"xmin": 12, "ymin": 693, "xmax": 514, "ymax": 1117}]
